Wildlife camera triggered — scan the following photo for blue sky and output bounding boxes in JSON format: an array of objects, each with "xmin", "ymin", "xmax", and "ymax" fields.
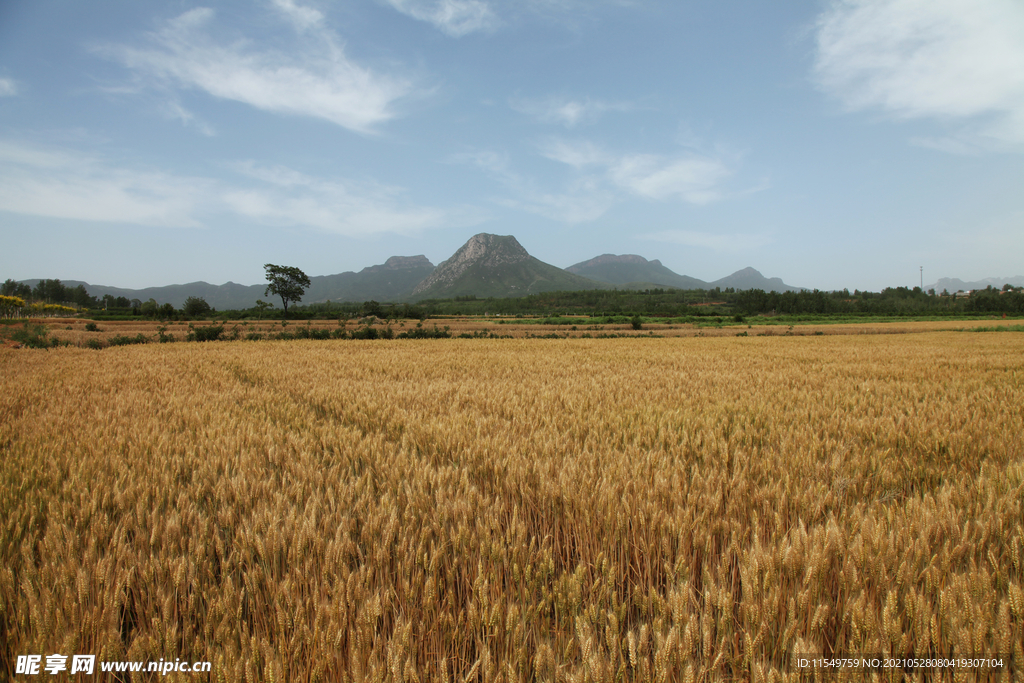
[{"xmin": 1, "ymin": 0, "xmax": 1022, "ymax": 291}]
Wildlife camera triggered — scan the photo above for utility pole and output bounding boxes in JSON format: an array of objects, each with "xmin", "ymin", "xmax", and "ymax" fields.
[{"xmin": 920, "ymin": 266, "xmax": 923, "ymax": 290}]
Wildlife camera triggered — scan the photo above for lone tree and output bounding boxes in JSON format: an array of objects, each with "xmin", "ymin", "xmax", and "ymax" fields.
[
  {"xmin": 253, "ymin": 299, "xmax": 273, "ymax": 320},
  {"xmin": 264, "ymin": 264, "xmax": 311, "ymax": 315},
  {"xmin": 183, "ymin": 296, "xmax": 212, "ymax": 318}
]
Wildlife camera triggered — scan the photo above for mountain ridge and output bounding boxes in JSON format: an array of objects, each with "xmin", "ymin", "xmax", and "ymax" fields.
[
  {"xmin": 22, "ymin": 233, "xmax": 962, "ymax": 306},
  {"xmin": 568, "ymin": 255, "xmax": 802, "ymax": 293},
  {"xmin": 926, "ymin": 276, "xmax": 1024, "ymax": 292},
  {"xmin": 411, "ymin": 234, "xmax": 602, "ymax": 299}
]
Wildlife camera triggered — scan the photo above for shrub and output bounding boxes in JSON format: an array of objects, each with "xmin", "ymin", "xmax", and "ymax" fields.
[
  {"xmin": 188, "ymin": 325, "xmax": 224, "ymax": 342},
  {"xmin": 85, "ymin": 338, "xmax": 103, "ymax": 350},
  {"xmin": 350, "ymin": 325, "xmax": 379, "ymax": 340},
  {"xmin": 108, "ymin": 334, "xmax": 149, "ymax": 347},
  {"xmin": 7, "ymin": 323, "xmax": 53, "ymax": 349},
  {"xmin": 631, "ymin": 315, "xmax": 643, "ymax": 331},
  {"xmin": 397, "ymin": 324, "xmax": 451, "ymax": 339}
]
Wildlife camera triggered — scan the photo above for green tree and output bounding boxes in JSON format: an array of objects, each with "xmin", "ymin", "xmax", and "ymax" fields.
[
  {"xmin": 68, "ymin": 284, "xmax": 97, "ymax": 308},
  {"xmin": 253, "ymin": 299, "xmax": 273, "ymax": 320},
  {"xmin": 264, "ymin": 264, "xmax": 311, "ymax": 315},
  {"xmin": 361, "ymin": 300, "xmax": 384, "ymax": 318},
  {"xmin": 2, "ymin": 279, "xmax": 31, "ymax": 299},
  {"xmin": 183, "ymin": 296, "xmax": 212, "ymax": 318},
  {"xmin": 33, "ymin": 278, "xmax": 68, "ymax": 303}
]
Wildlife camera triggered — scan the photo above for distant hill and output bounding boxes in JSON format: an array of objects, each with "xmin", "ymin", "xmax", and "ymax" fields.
[
  {"xmin": 33, "ymin": 279, "xmax": 266, "ymax": 311},
  {"xmin": 566, "ymin": 254, "xmax": 709, "ymax": 289},
  {"xmin": 926, "ymin": 276, "xmax": 1024, "ymax": 293},
  {"xmin": 16, "ymin": 240, "xmax": 808, "ymax": 308},
  {"xmin": 31, "ymin": 255, "xmax": 436, "ymax": 309},
  {"xmin": 710, "ymin": 267, "xmax": 803, "ymax": 293},
  {"xmin": 565, "ymin": 256, "xmax": 802, "ymax": 293},
  {"xmin": 411, "ymin": 233, "xmax": 603, "ymax": 300},
  {"xmin": 304, "ymin": 255, "xmax": 435, "ymax": 304}
]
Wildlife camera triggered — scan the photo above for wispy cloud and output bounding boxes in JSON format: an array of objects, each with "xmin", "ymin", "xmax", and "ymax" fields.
[
  {"xmin": 381, "ymin": 0, "xmax": 499, "ymax": 37},
  {"xmin": 381, "ymin": 0, "xmax": 637, "ymax": 37},
  {"xmin": 0, "ymin": 140, "xmax": 211, "ymax": 227},
  {"xmin": 0, "ymin": 140, "xmax": 473, "ymax": 236},
  {"xmin": 512, "ymin": 96, "xmax": 633, "ymax": 127},
  {"xmin": 537, "ymin": 138, "xmax": 609, "ymax": 167},
  {"xmin": 608, "ymin": 154, "xmax": 730, "ymax": 203},
  {"xmin": 270, "ymin": 0, "xmax": 325, "ymax": 32},
  {"xmin": 451, "ymin": 138, "xmax": 733, "ymax": 224},
  {"xmin": 0, "ymin": 78, "xmax": 16, "ymax": 97},
  {"xmin": 641, "ymin": 229, "xmax": 773, "ymax": 251},
  {"xmin": 224, "ymin": 160, "xmax": 475, "ymax": 235},
  {"xmin": 813, "ymin": 0, "xmax": 1024, "ymax": 149},
  {"xmin": 97, "ymin": 6, "xmax": 414, "ymax": 133},
  {"xmin": 161, "ymin": 100, "xmax": 216, "ymax": 136},
  {"xmin": 451, "ymin": 149, "xmax": 613, "ymax": 223},
  {"xmin": 539, "ymin": 138, "xmax": 732, "ymax": 204}
]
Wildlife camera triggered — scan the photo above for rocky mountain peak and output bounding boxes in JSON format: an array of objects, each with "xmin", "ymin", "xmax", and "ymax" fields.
[{"xmin": 412, "ymin": 234, "xmax": 529, "ymax": 294}]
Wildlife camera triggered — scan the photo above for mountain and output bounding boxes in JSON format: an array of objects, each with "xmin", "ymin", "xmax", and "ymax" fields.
[
  {"xmin": 926, "ymin": 276, "xmax": 1024, "ymax": 293},
  {"xmin": 566, "ymin": 254, "xmax": 709, "ymax": 289},
  {"xmin": 40, "ymin": 280, "xmax": 266, "ymax": 311},
  {"xmin": 710, "ymin": 267, "xmax": 803, "ymax": 293},
  {"xmin": 303, "ymin": 255, "xmax": 434, "ymax": 304},
  {"xmin": 411, "ymin": 233, "xmax": 603, "ymax": 300},
  {"xmin": 564, "ymin": 257, "xmax": 802, "ymax": 292},
  {"xmin": 41, "ymin": 255, "xmax": 436, "ymax": 309},
  {"xmin": 18, "ymin": 241, "xmax": 807, "ymax": 307}
]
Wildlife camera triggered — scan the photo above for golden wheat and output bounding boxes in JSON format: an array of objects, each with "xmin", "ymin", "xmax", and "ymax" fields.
[{"xmin": 1, "ymin": 332, "xmax": 1022, "ymax": 681}]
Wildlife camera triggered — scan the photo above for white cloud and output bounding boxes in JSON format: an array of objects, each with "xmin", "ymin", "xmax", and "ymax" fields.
[
  {"xmin": 453, "ymin": 139, "xmax": 732, "ymax": 224},
  {"xmin": 381, "ymin": 0, "xmax": 634, "ymax": 36},
  {"xmin": 270, "ymin": 0, "xmax": 325, "ymax": 32},
  {"xmin": 813, "ymin": 0, "xmax": 1024, "ymax": 148},
  {"xmin": 98, "ymin": 7, "xmax": 413, "ymax": 133},
  {"xmin": 452, "ymin": 148, "xmax": 612, "ymax": 222},
  {"xmin": 225, "ymin": 161, "xmax": 471, "ymax": 235},
  {"xmin": 541, "ymin": 138, "xmax": 732, "ymax": 203},
  {"xmin": 0, "ymin": 141, "xmax": 211, "ymax": 227},
  {"xmin": 0, "ymin": 78, "xmax": 16, "ymax": 96},
  {"xmin": 0, "ymin": 140, "xmax": 471, "ymax": 236},
  {"xmin": 512, "ymin": 96, "xmax": 632, "ymax": 127},
  {"xmin": 161, "ymin": 100, "xmax": 216, "ymax": 136},
  {"xmin": 449, "ymin": 149, "xmax": 514, "ymax": 178},
  {"xmin": 609, "ymin": 154, "xmax": 730, "ymax": 203},
  {"xmin": 641, "ymin": 229, "xmax": 773, "ymax": 251},
  {"xmin": 382, "ymin": 0, "xmax": 499, "ymax": 37},
  {"xmin": 537, "ymin": 138, "xmax": 609, "ymax": 167},
  {"xmin": 498, "ymin": 182, "xmax": 614, "ymax": 224}
]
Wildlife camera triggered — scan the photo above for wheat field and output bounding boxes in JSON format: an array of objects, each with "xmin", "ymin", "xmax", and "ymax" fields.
[{"xmin": 2, "ymin": 333, "xmax": 1022, "ymax": 682}]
